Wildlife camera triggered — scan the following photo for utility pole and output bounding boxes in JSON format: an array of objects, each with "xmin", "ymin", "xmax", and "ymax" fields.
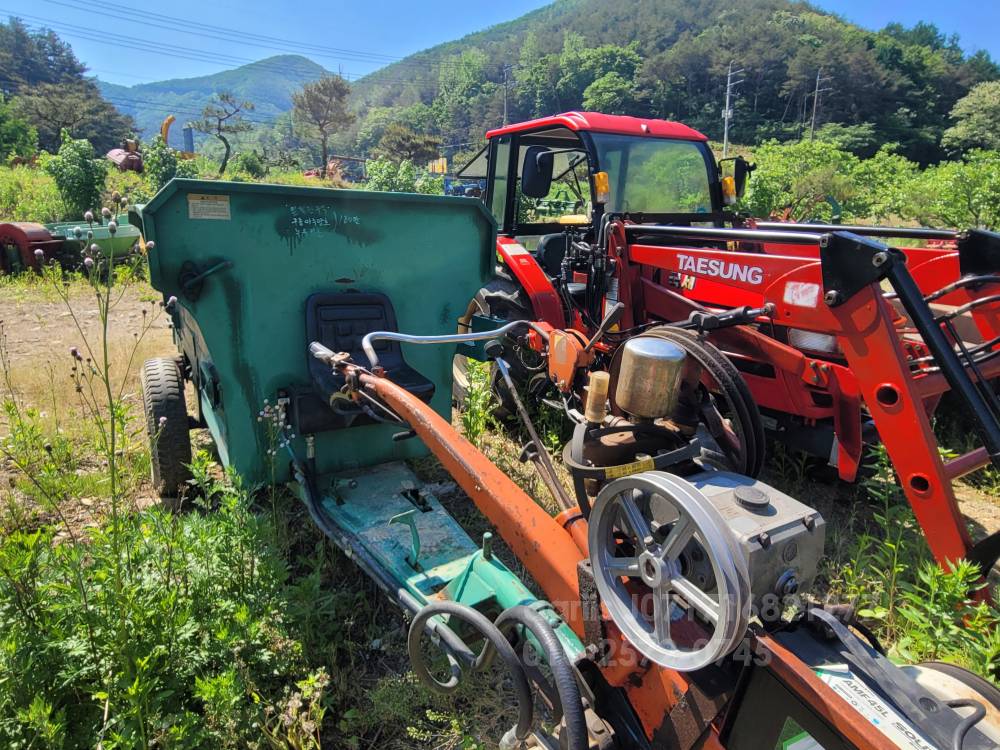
[
  {"xmin": 722, "ymin": 61, "xmax": 745, "ymax": 158},
  {"xmin": 808, "ymin": 67, "xmax": 833, "ymax": 140}
]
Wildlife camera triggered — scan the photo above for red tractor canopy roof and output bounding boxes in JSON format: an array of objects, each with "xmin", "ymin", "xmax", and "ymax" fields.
[{"xmin": 486, "ymin": 111, "xmax": 708, "ymax": 141}]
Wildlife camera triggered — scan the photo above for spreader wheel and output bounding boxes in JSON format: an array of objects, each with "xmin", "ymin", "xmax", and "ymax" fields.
[
  {"xmin": 453, "ymin": 276, "xmax": 539, "ymax": 416},
  {"xmin": 141, "ymin": 357, "xmax": 192, "ymax": 507},
  {"xmin": 588, "ymin": 471, "xmax": 751, "ymax": 671}
]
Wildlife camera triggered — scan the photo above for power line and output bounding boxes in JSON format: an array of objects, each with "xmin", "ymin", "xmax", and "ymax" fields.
[
  {"xmin": 722, "ymin": 60, "xmax": 745, "ymax": 158},
  {"xmin": 37, "ymin": 0, "xmax": 472, "ymax": 77},
  {"xmin": 808, "ymin": 67, "xmax": 834, "ymax": 140}
]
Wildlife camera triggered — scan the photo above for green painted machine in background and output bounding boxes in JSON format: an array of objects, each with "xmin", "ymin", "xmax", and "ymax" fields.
[
  {"xmin": 0, "ymin": 214, "xmax": 141, "ymax": 274},
  {"xmin": 136, "ymin": 178, "xmax": 584, "ymax": 674}
]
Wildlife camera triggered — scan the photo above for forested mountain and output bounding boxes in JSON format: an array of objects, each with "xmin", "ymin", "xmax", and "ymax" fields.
[
  {"xmin": 347, "ymin": 0, "xmax": 999, "ymax": 163},
  {"xmin": 0, "ymin": 18, "xmax": 134, "ymax": 153},
  {"xmin": 1, "ymin": 1, "xmax": 995, "ymax": 167},
  {"xmin": 99, "ymin": 55, "xmax": 330, "ymax": 148}
]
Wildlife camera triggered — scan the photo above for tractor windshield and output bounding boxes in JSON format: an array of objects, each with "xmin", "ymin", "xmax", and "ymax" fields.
[{"xmin": 592, "ymin": 134, "xmax": 714, "ymax": 216}]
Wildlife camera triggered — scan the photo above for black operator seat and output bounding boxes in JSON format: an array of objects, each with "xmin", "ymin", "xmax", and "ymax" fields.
[{"xmin": 305, "ymin": 291, "xmax": 435, "ymax": 406}]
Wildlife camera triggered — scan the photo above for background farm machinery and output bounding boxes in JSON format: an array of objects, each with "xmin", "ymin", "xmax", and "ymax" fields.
[
  {"xmin": 461, "ymin": 111, "xmax": 1000, "ymax": 577},
  {"xmin": 0, "ymin": 214, "xmax": 141, "ymax": 275},
  {"xmin": 134, "ymin": 179, "xmax": 998, "ymax": 749}
]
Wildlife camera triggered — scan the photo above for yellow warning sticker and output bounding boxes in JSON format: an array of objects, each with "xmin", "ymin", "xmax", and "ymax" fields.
[
  {"xmin": 604, "ymin": 456, "xmax": 655, "ymax": 479},
  {"xmin": 188, "ymin": 194, "xmax": 231, "ymax": 220}
]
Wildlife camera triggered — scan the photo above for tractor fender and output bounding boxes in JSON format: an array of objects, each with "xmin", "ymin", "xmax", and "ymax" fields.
[{"xmin": 496, "ymin": 236, "xmax": 565, "ymax": 327}]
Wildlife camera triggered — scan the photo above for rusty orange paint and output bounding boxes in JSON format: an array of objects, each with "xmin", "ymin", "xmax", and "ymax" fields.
[
  {"xmin": 547, "ymin": 329, "xmax": 592, "ymax": 392},
  {"xmin": 555, "ymin": 506, "xmax": 589, "ymax": 555}
]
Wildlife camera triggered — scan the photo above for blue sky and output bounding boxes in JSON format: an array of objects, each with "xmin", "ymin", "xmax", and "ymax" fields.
[{"xmin": 0, "ymin": 0, "xmax": 997, "ymax": 86}]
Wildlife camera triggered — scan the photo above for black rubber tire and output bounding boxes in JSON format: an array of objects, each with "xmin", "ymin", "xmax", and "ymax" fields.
[
  {"xmin": 452, "ymin": 276, "xmax": 535, "ymax": 413},
  {"xmin": 637, "ymin": 327, "xmax": 766, "ymax": 477},
  {"xmin": 141, "ymin": 357, "xmax": 192, "ymax": 507}
]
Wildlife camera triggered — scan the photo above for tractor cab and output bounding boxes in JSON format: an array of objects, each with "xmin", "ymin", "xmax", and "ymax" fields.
[
  {"xmin": 458, "ymin": 112, "xmax": 751, "ymax": 331},
  {"xmin": 460, "ymin": 112, "xmax": 744, "ymax": 240}
]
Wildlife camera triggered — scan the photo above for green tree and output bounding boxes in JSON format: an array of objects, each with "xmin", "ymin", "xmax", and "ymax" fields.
[
  {"xmin": 0, "ymin": 18, "xmax": 85, "ymax": 92},
  {"xmin": 364, "ymin": 157, "xmax": 442, "ymax": 194},
  {"xmin": 373, "ymin": 123, "xmax": 441, "ymax": 164},
  {"xmin": 850, "ymin": 145, "xmax": 919, "ymax": 221},
  {"xmin": 192, "ymin": 92, "xmax": 255, "ymax": 176},
  {"xmin": 143, "ymin": 135, "xmax": 197, "ymax": 191},
  {"xmin": 0, "ymin": 94, "xmax": 36, "ymax": 161},
  {"xmin": 903, "ymin": 150, "xmax": 1000, "ymax": 229},
  {"xmin": 292, "ymin": 75, "xmax": 354, "ymax": 178},
  {"xmin": 583, "ymin": 72, "xmax": 637, "ymax": 114},
  {"xmin": 941, "ymin": 82, "xmax": 1000, "ymax": 153},
  {"xmin": 14, "ymin": 81, "xmax": 135, "ymax": 154},
  {"xmin": 741, "ymin": 139, "xmax": 860, "ymax": 221},
  {"xmin": 42, "ymin": 129, "xmax": 106, "ymax": 218}
]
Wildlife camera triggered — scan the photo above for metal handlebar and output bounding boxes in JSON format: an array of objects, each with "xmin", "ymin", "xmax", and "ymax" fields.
[{"xmin": 360, "ymin": 320, "xmax": 550, "ymax": 369}]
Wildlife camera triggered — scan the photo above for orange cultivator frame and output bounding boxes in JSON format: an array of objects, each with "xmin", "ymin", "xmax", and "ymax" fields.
[
  {"xmin": 358, "ymin": 368, "xmax": 912, "ymax": 749},
  {"xmin": 613, "ymin": 222, "xmax": 1000, "ymax": 571}
]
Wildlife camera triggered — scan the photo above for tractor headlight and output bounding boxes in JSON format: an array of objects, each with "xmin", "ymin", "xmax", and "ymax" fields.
[{"xmin": 788, "ymin": 328, "xmax": 841, "ymax": 354}]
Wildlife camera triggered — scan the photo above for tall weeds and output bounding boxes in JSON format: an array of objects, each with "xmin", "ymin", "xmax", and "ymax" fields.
[{"xmin": 0, "ymin": 195, "xmax": 343, "ymax": 748}]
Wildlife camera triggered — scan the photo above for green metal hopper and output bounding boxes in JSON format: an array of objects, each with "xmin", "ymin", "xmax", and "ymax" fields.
[{"xmin": 138, "ymin": 179, "xmax": 495, "ymax": 483}]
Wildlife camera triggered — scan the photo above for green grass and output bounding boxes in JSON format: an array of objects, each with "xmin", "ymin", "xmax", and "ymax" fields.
[{"xmin": 0, "ymin": 166, "xmax": 68, "ymax": 223}]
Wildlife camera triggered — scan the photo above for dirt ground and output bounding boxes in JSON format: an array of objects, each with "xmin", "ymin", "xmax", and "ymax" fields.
[
  {"xmin": 0, "ymin": 281, "xmax": 175, "ymax": 534},
  {"xmin": 0, "ymin": 282, "xmax": 171, "ymax": 365}
]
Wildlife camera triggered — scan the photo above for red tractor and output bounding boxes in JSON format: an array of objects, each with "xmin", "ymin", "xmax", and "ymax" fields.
[{"xmin": 456, "ymin": 111, "xmax": 1000, "ymax": 576}]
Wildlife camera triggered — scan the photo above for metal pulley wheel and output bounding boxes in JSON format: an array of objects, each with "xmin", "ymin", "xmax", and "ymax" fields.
[{"xmin": 588, "ymin": 471, "xmax": 751, "ymax": 671}]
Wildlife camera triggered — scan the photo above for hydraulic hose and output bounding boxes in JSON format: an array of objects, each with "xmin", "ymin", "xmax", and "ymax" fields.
[
  {"xmin": 495, "ymin": 605, "xmax": 588, "ymax": 750},
  {"xmin": 408, "ymin": 601, "xmax": 534, "ymax": 743}
]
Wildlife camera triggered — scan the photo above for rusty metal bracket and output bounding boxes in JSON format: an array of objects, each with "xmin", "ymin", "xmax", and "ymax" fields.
[{"xmin": 577, "ymin": 559, "xmax": 604, "ymax": 653}]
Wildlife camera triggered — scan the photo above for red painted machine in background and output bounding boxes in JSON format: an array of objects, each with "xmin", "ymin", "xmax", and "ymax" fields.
[{"xmin": 457, "ymin": 111, "xmax": 1000, "ymax": 574}]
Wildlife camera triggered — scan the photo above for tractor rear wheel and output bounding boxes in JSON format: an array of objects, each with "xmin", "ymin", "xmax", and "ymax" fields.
[
  {"xmin": 452, "ymin": 277, "xmax": 537, "ymax": 416},
  {"xmin": 141, "ymin": 357, "xmax": 192, "ymax": 508}
]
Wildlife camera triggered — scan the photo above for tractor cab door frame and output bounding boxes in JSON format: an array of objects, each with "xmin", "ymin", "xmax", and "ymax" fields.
[
  {"xmin": 481, "ymin": 127, "xmax": 600, "ymax": 328},
  {"xmin": 484, "ymin": 128, "xmax": 599, "ymax": 240}
]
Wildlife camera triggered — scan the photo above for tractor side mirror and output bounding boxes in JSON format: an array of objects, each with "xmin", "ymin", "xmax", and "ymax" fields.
[
  {"xmin": 719, "ymin": 156, "xmax": 755, "ymax": 205},
  {"xmin": 521, "ymin": 146, "xmax": 554, "ymax": 199},
  {"xmin": 733, "ymin": 156, "xmax": 754, "ymax": 199}
]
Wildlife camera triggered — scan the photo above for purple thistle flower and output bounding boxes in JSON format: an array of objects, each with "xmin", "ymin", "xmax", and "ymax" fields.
[
  {"xmin": 83, "ymin": 210, "xmax": 94, "ymax": 223},
  {"xmin": 158, "ymin": 416, "xmax": 167, "ymax": 428},
  {"xmin": 84, "ymin": 257, "xmax": 94, "ymax": 270},
  {"xmin": 33, "ymin": 248, "xmax": 44, "ymax": 261},
  {"xmin": 101, "ymin": 207, "xmax": 112, "ymax": 219}
]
